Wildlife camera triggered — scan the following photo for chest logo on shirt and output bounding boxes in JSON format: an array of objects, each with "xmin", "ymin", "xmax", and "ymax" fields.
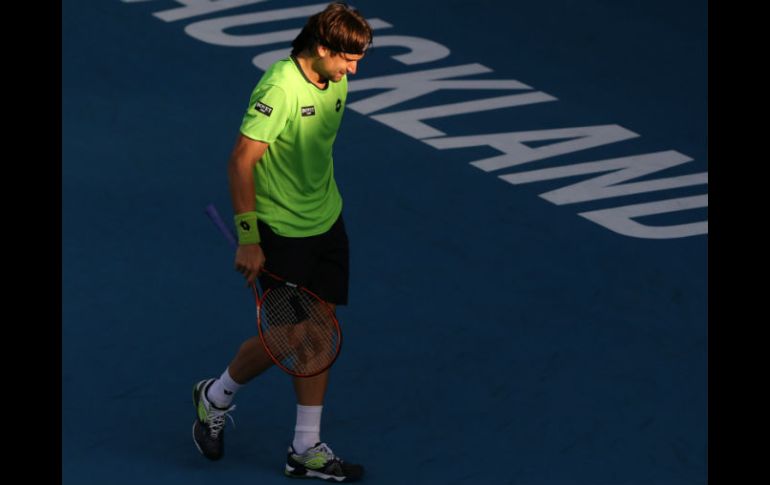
[
  {"xmin": 336, "ymin": 99, "xmax": 342, "ymax": 112},
  {"xmin": 301, "ymin": 106, "xmax": 316, "ymax": 117},
  {"xmin": 255, "ymin": 101, "xmax": 273, "ymax": 117}
]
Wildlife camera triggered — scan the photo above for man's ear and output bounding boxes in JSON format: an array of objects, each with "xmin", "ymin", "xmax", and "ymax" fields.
[{"xmin": 316, "ymin": 44, "xmax": 329, "ymax": 58}]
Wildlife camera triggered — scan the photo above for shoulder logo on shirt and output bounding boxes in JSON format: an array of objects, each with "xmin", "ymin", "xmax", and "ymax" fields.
[
  {"xmin": 336, "ymin": 99, "xmax": 342, "ymax": 112},
  {"xmin": 301, "ymin": 106, "xmax": 316, "ymax": 117},
  {"xmin": 255, "ymin": 101, "xmax": 273, "ymax": 117}
]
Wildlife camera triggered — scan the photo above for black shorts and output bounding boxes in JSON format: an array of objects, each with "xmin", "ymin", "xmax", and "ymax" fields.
[{"xmin": 257, "ymin": 215, "xmax": 350, "ymax": 305}]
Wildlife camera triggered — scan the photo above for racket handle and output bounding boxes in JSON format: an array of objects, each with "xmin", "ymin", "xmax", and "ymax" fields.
[
  {"xmin": 205, "ymin": 203, "xmax": 238, "ymax": 249},
  {"xmin": 205, "ymin": 203, "xmax": 265, "ymax": 297}
]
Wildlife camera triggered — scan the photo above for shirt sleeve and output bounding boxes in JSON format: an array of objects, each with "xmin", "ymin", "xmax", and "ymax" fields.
[{"xmin": 239, "ymin": 83, "xmax": 292, "ymax": 144}]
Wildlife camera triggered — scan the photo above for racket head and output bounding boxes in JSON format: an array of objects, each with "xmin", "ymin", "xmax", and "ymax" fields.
[{"xmin": 256, "ymin": 283, "xmax": 342, "ymax": 378}]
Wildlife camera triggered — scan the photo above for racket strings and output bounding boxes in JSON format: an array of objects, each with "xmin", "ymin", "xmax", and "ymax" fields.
[{"xmin": 259, "ymin": 286, "xmax": 339, "ymax": 375}]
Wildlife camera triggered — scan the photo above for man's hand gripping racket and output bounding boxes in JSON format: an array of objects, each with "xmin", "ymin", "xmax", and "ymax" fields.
[{"xmin": 205, "ymin": 204, "xmax": 342, "ymax": 378}]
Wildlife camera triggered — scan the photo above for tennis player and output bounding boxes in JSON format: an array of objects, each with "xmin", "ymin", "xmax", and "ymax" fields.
[{"xmin": 191, "ymin": 3, "xmax": 372, "ymax": 482}]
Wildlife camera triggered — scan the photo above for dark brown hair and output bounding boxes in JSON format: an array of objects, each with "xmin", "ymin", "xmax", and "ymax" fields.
[{"xmin": 291, "ymin": 2, "xmax": 373, "ymax": 56}]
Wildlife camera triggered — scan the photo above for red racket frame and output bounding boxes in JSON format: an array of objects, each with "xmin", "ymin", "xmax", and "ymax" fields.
[{"xmin": 251, "ymin": 270, "xmax": 343, "ymax": 378}]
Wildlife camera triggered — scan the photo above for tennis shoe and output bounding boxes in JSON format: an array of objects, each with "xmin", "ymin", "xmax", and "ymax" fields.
[
  {"xmin": 285, "ymin": 442, "xmax": 364, "ymax": 482},
  {"xmin": 192, "ymin": 378, "xmax": 235, "ymax": 461}
]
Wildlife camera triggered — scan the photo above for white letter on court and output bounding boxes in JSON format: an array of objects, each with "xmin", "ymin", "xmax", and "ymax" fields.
[
  {"xmin": 498, "ymin": 150, "xmax": 707, "ymax": 204},
  {"xmin": 154, "ymin": 0, "xmax": 269, "ymax": 22},
  {"xmin": 424, "ymin": 125, "xmax": 640, "ymax": 172},
  {"xmin": 184, "ymin": 3, "xmax": 328, "ymax": 46},
  {"xmin": 348, "ymin": 64, "xmax": 533, "ymax": 115},
  {"xmin": 372, "ymin": 92, "xmax": 557, "ymax": 140},
  {"xmin": 369, "ymin": 36, "xmax": 450, "ymax": 65},
  {"xmin": 578, "ymin": 195, "xmax": 708, "ymax": 239},
  {"xmin": 186, "ymin": 6, "xmax": 393, "ymax": 48}
]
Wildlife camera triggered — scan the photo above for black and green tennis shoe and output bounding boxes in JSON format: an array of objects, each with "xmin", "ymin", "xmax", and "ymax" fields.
[
  {"xmin": 192, "ymin": 378, "xmax": 236, "ymax": 461},
  {"xmin": 285, "ymin": 442, "xmax": 364, "ymax": 482}
]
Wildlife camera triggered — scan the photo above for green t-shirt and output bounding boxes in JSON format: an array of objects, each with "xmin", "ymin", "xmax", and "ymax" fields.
[{"xmin": 240, "ymin": 56, "xmax": 347, "ymax": 237}]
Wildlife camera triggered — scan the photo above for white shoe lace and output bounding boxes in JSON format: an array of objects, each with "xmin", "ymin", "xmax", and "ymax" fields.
[
  {"xmin": 206, "ymin": 405, "xmax": 236, "ymax": 438},
  {"xmin": 311, "ymin": 442, "xmax": 336, "ymax": 461}
]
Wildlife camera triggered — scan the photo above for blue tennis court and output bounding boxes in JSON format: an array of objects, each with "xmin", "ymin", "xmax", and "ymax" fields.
[{"xmin": 62, "ymin": 1, "xmax": 707, "ymax": 483}]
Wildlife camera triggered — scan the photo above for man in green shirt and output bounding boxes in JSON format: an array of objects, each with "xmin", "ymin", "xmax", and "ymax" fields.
[{"xmin": 191, "ymin": 3, "xmax": 372, "ymax": 482}]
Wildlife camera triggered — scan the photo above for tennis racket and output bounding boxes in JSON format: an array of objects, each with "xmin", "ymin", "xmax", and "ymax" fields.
[{"xmin": 205, "ymin": 203, "xmax": 342, "ymax": 378}]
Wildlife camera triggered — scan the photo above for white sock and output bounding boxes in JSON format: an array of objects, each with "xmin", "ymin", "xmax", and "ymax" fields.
[
  {"xmin": 207, "ymin": 368, "xmax": 243, "ymax": 408},
  {"xmin": 292, "ymin": 405, "xmax": 323, "ymax": 454}
]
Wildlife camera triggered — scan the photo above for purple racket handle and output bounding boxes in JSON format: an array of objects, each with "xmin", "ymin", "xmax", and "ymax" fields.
[
  {"xmin": 205, "ymin": 203, "xmax": 238, "ymax": 249},
  {"xmin": 205, "ymin": 203, "xmax": 264, "ymax": 296}
]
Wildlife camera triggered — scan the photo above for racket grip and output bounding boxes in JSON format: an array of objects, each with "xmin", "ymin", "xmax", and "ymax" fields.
[
  {"xmin": 206, "ymin": 202, "xmax": 266, "ymax": 297},
  {"xmin": 205, "ymin": 203, "xmax": 238, "ymax": 249}
]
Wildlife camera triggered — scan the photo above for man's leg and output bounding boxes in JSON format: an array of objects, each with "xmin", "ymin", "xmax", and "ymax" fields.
[
  {"xmin": 290, "ymin": 302, "xmax": 333, "ymax": 453},
  {"xmin": 291, "ymin": 302, "xmax": 334, "ymax": 405},
  {"xmin": 193, "ymin": 337, "xmax": 274, "ymax": 460},
  {"xmin": 285, "ymin": 304, "xmax": 363, "ymax": 481},
  {"xmin": 228, "ymin": 336, "xmax": 275, "ymax": 383},
  {"xmin": 292, "ymin": 369, "xmax": 330, "ymax": 406}
]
